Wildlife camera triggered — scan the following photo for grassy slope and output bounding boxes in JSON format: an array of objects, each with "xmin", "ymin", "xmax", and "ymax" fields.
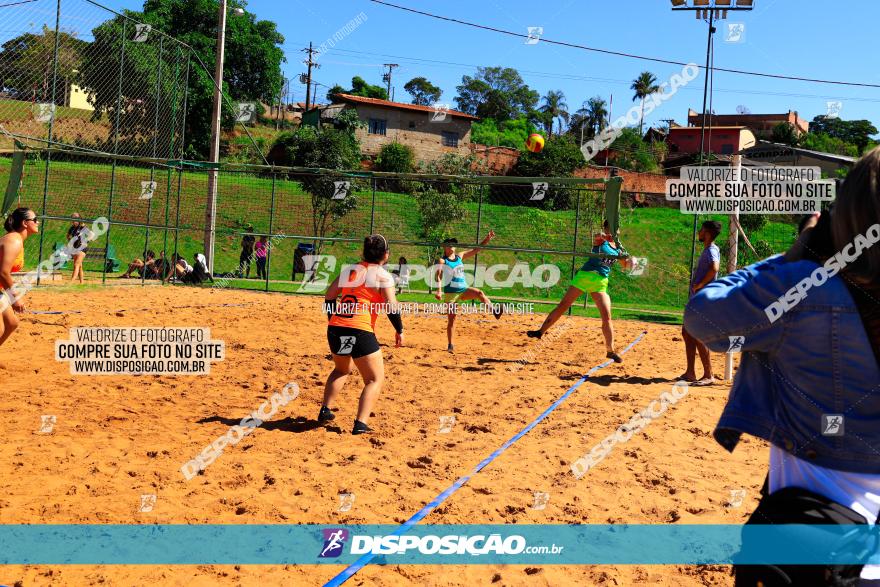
[{"xmin": 1, "ymin": 157, "xmax": 798, "ymax": 322}]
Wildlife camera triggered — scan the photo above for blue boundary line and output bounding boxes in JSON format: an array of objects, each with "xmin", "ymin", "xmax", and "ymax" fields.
[{"xmin": 323, "ymin": 330, "xmax": 648, "ymax": 586}]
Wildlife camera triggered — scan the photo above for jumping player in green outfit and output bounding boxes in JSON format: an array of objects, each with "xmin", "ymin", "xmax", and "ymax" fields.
[{"xmin": 527, "ymin": 220, "xmax": 631, "ymax": 363}]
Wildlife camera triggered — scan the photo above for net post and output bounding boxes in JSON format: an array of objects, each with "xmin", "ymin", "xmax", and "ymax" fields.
[
  {"xmin": 473, "ymin": 180, "xmax": 484, "ymax": 272},
  {"xmin": 102, "ymin": 20, "xmax": 129, "ymax": 285},
  {"xmin": 369, "ymin": 177, "xmax": 376, "ymax": 234},
  {"xmin": 35, "ymin": 0, "xmax": 63, "ymax": 287}
]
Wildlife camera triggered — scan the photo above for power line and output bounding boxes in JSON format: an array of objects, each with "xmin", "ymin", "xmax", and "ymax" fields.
[
  {"xmin": 367, "ymin": 0, "xmax": 880, "ymax": 89},
  {"xmin": 279, "ymin": 44, "xmax": 880, "ymax": 105}
]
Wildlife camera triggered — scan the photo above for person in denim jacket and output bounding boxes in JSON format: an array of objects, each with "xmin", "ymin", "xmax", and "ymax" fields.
[{"xmin": 684, "ymin": 147, "xmax": 880, "ymax": 585}]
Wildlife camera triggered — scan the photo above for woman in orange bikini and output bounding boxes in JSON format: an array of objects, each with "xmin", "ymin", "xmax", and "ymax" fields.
[
  {"xmin": 319, "ymin": 235, "xmax": 404, "ymax": 435},
  {"xmin": 0, "ymin": 208, "xmax": 39, "ymax": 347}
]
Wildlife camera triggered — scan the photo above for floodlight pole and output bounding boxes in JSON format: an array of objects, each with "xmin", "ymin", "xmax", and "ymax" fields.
[{"xmin": 204, "ymin": 0, "xmax": 228, "ymax": 275}]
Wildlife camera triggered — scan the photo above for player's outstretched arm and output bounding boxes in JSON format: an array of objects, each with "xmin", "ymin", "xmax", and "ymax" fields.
[{"xmin": 461, "ymin": 230, "xmax": 495, "ymax": 260}]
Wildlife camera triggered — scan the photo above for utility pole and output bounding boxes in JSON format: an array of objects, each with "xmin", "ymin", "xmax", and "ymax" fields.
[
  {"xmin": 382, "ymin": 63, "xmax": 398, "ymax": 100},
  {"xmin": 302, "ymin": 42, "xmax": 320, "ymax": 110}
]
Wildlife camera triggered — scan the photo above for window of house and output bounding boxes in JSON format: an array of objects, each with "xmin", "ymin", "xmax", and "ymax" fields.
[
  {"xmin": 442, "ymin": 131, "xmax": 459, "ymax": 148},
  {"xmin": 721, "ymin": 144, "xmax": 734, "ymax": 154},
  {"xmin": 408, "ymin": 121, "xmax": 416, "ymax": 129},
  {"xmin": 368, "ymin": 119, "xmax": 387, "ymax": 135}
]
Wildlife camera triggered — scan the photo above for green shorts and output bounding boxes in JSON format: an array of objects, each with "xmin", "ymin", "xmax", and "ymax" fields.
[
  {"xmin": 571, "ymin": 270, "xmax": 609, "ymax": 294},
  {"xmin": 442, "ymin": 291, "xmax": 464, "ymax": 303}
]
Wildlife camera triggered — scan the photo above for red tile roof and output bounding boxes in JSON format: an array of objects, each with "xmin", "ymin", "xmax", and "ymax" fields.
[{"xmin": 333, "ymin": 93, "xmax": 479, "ymax": 120}]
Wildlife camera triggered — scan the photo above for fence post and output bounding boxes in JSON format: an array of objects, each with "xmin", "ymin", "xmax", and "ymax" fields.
[
  {"xmin": 142, "ymin": 36, "xmax": 163, "ymax": 286},
  {"xmin": 568, "ymin": 187, "xmax": 581, "ymax": 316},
  {"xmin": 266, "ymin": 170, "xmax": 277, "ymax": 292},
  {"xmin": 162, "ymin": 50, "xmax": 189, "ymax": 276},
  {"xmin": 473, "ymin": 181, "xmax": 484, "ymax": 271},
  {"xmin": 35, "ymin": 0, "xmax": 62, "ymax": 287},
  {"xmin": 369, "ymin": 177, "xmax": 376, "ymax": 234},
  {"xmin": 102, "ymin": 20, "xmax": 128, "ymax": 285}
]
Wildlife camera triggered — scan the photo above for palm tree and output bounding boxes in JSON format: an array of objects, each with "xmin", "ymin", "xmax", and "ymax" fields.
[
  {"xmin": 570, "ymin": 97, "xmax": 609, "ymax": 144},
  {"xmin": 631, "ymin": 72, "xmax": 660, "ymax": 136},
  {"xmin": 540, "ymin": 90, "xmax": 569, "ymax": 137}
]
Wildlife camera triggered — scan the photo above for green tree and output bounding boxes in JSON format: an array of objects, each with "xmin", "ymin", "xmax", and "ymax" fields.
[
  {"xmin": 798, "ymin": 132, "xmax": 859, "ymax": 157},
  {"xmin": 269, "ymin": 120, "xmax": 361, "ymax": 255},
  {"xmin": 348, "ymin": 76, "xmax": 388, "ymax": 99},
  {"xmin": 403, "ymin": 76, "xmax": 441, "ymax": 106},
  {"xmin": 539, "ymin": 90, "xmax": 569, "ymax": 137},
  {"xmin": 471, "ymin": 115, "xmax": 538, "ymax": 149},
  {"xmin": 375, "ymin": 142, "xmax": 414, "ymax": 173},
  {"xmin": 454, "ymin": 66, "xmax": 539, "ymax": 121},
  {"xmin": 569, "ymin": 96, "xmax": 608, "ymax": 143},
  {"xmin": 771, "ymin": 122, "xmax": 799, "ymax": 146},
  {"xmin": 79, "ymin": 0, "xmax": 285, "ymax": 158},
  {"xmin": 326, "ymin": 84, "xmax": 345, "ymax": 101},
  {"xmin": 809, "ymin": 115, "xmax": 878, "ymax": 154},
  {"xmin": 0, "ymin": 26, "xmax": 86, "ymax": 103},
  {"xmin": 608, "ymin": 127, "xmax": 661, "ymax": 172},
  {"xmin": 631, "ymin": 71, "xmax": 660, "ymax": 137},
  {"xmin": 509, "ymin": 135, "xmax": 584, "ymax": 210},
  {"xmin": 417, "ymin": 189, "xmax": 467, "ymax": 263}
]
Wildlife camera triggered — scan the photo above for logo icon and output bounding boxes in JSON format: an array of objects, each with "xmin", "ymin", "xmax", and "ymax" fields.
[
  {"xmin": 438, "ymin": 415, "xmax": 456, "ymax": 434},
  {"xmin": 338, "ymin": 493, "xmax": 355, "ymax": 512},
  {"xmin": 235, "ymin": 102, "xmax": 256, "ymax": 123},
  {"xmin": 822, "ymin": 414, "xmax": 844, "ymax": 436},
  {"xmin": 33, "ymin": 103, "xmax": 55, "ymax": 123},
  {"xmin": 38, "ymin": 414, "xmax": 56, "ymax": 434},
  {"xmin": 530, "ymin": 182, "xmax": 548, "ymax": 201},
  {"xmin": 298, "ymin": 255, "xmax": 337, "ymax": 293},
  {"xmin": 133, "ymin": 23, "xmax": 151, "ymax": 43},
  {"xmin": 532, "ymin": 491, "xmax": 550, "ymax": 510},
  {"xmin": 727, "ymin": 488, "xmax": 746, "ymax": 508},
  {"xmin": 337, "ymin": 336, "xmax": 356, "ymax": 356},
  {"xmin": 629, "ymin": 257, "xmax": 648, "ymax": 277},
  {"xmin": 430, "ymin": 103, "xmax": 450, "ymax": 123},
  {"xmin": 727, "ymin": 335, "xmax": 745, "ymax": 353},
  {"xmin": 139, "ymin": 494, "xmax": 157, "ymax": 512},
  {"xmin": 525, "ymin": 26, "xmax": 543, "ymax": 45},
  {"xmin": 140, "ymin": 181, "xmax": 157, "ymax": 200},
  {"xmin": 319, "ymin": 528, "xmax": 350, "ymax": 558},
  {"xmin": 725, "ymin": 23, "xmax": 745, "ymax": 43},
  {"xmin": 826, "ymin": 101, "xmax": 843, "ymax": 119},
  {"xmin": 332, "ymin": 181, "xmax": 351, "ymax": 200}
]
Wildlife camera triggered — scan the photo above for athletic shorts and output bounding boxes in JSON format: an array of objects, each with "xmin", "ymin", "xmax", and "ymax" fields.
[
  {"xmin": 442, "ymin": 291, "xmax": 464, "ymax": 304},
  {"xmin": 571, "ymin": 270, "xmax": 609, "ymax": 294},
  {"xmin": 327, "ymin": 325, "xmax": 380, "ymax": 359}
]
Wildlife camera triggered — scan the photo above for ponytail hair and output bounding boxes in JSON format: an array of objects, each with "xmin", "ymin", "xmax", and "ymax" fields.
[{"xmin": 4, "ymin": 207, "xmax": 33, "ymax": 233}]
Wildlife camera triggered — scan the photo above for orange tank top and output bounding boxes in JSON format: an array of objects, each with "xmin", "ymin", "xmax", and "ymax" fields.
[
  {"xmin": 7, "ymin": 236, "xmax": 24, "ymax": 272},
  {"xmin": 328, "ymin": 262, "xmax": 389, "ymax": 332}
]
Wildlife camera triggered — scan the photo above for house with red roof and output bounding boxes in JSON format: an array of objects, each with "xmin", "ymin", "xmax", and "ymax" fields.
[{"xmin": 323, "ymin": 93, "xmax": 479, "ymax": 163}]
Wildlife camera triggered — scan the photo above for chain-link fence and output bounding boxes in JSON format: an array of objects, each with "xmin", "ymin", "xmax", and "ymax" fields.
[{"xmin": 0, "ymin": 0, "xmax": 804, "ymax": 318}]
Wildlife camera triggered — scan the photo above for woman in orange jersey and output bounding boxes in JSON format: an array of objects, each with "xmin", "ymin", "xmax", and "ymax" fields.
[
  {"xmin": 319, "ymin": 235, "xmax": 404, "ymax": 435},
  {"xmin": 0, "ymin": 208, "xmax": 39, "ymax": 347}
]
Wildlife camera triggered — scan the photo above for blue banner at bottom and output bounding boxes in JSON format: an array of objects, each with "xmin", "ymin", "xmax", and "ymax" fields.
[{"xmin": 0, "ymin": 525, "xmax": 878, "ymax": 565}]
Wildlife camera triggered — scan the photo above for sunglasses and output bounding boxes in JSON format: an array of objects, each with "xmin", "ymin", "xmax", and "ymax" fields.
[{"xmin": 25, "ymin": 218, "xmax": 39, "ymax": 224}]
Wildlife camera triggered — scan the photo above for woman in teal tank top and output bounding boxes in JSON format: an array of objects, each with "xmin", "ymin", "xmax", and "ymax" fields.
[{"xmin": 434, "ymin": 230, "xmax": 503, "ymax": 352}]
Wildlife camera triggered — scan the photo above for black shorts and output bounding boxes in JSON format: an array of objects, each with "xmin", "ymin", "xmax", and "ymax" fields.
[{"xmin": 327, "ymin": 326, "xmax": 380, "ymax": 359}]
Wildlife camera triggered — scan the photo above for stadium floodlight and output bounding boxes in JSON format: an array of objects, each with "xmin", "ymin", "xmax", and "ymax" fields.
[
  {"xmin": 671, "ymin": 0, "xmax": 687, "ymax": 5},
  {"xmin": 736, "ymin": 0, "xmax": 754, "ymax": 5}
]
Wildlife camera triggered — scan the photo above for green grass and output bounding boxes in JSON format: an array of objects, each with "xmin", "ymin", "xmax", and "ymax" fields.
[{"xmin": 1, "ymin": 156, "xmax": 799, "ymax": 320}]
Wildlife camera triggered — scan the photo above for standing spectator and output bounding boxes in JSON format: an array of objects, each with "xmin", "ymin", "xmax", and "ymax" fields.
[
  {"xmin": 392, "ymin": 256, "xmax": 409, "ymax": 293},
  {"xmin": 66, "ymin": 213, "xmax": 89, "ymax": 284},
  {"xmin": 679, "ymin": 220, "xmax": 721, "ymax": 385},
  {"xmin": 684, "ymin": 147, "xmax": 880, "ymax": 585},
  {"xmin": 239, "ymin": 227, "xmax": 256, "ymax": 278},
  {"xmin": 255, "ymin": 235, "xmax": 268, "ymax": 280}
]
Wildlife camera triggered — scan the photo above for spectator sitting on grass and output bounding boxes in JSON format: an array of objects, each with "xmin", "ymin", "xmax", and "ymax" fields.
[{"xmin": 119, "ymin": 250, "xmax": 156, "ymax": 279}]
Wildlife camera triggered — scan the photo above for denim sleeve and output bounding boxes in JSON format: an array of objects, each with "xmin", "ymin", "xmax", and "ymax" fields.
[{"xmin": 684, "ymin": 254, "xmax": 802, "ymax": 353}]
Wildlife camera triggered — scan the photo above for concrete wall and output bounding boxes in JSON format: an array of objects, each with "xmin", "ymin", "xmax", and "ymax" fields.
[
  {"xmin": 348, "ymin": 104, "xmax": 472, "ymax": 162},
  {"xmin": 469, "ymin": 144, "xmax": 520, "ymax": 175}
]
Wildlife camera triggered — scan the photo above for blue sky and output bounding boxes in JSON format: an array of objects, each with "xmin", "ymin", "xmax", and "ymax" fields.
[{"xmin": 17, "ymin": 0, "xmax": 880, "ymax": 130}]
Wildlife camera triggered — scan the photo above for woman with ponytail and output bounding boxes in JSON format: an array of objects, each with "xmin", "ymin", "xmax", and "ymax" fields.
[{"xmin": 0, "ymin": 207, "xmax": 39, "ymax": 347}]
